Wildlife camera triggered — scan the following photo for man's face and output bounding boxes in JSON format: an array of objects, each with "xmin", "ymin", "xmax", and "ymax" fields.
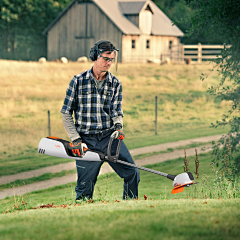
[{"xmin": 95, "ymin": 51, "xmax": 115, "ymax": 72}]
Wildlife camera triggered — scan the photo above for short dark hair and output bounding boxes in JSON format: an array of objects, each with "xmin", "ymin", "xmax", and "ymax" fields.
[{"xmin": 98, "ymin": 41, "xmax": 116, "ymax": 52}]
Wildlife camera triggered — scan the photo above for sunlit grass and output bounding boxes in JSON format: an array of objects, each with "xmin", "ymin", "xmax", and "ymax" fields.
[
  {"xmin": 0, "ymin": 198, "xmax": 239, "ymax": 240},
  {"xmin": 0, "ymin": 60, "xmax": 231, "ymax": 158}
]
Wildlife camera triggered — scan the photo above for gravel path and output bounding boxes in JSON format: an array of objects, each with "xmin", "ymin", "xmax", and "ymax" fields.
[{"xmin": 0, "ymin": 134, "xmax": 223, "ymax": 199}]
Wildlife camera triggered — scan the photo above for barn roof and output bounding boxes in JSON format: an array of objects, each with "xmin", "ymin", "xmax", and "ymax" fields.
[
  {"xmin": 42, "ymin": 0, "xmax": 184, "ymax": 37},
  {"xmin": 119, "ymin": 1, "xmax": 146, "ymax": 14}
]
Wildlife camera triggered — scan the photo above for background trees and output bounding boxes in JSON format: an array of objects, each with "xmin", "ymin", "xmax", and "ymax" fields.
[
  {"xmin": 183, "ymin": 0, "xmax": 240, "ymax": 176},
  {"xmin": 0, "ymin": 0, "xmax": 71, "ymax": 60},
  {"xmin": 0, "ymin": 0, "xmax": 226, "ymax": 61},
  {"xmin": 152, "ymin": 0, "xmax": 224, "ymax": 44}
]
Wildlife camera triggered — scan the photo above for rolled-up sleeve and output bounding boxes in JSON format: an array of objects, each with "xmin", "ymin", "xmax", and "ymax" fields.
[
  {"xmin": 61, "ymin": 76, "xmax": 77, "ymax": 115},
  {"xmin": 111, "ymin": 82, "xmax": 123, "ymax": 118}
]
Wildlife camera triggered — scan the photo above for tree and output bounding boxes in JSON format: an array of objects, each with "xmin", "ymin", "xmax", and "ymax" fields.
[
  {"xmin": 152, "ymin": 0, "xmax": 223, "ymax": 44},
  {"xmin": 184, "ymin": 0, "xmax": 240, "ymax": 177},
  {"xmin": 0, "ymin": 0, "xmax": 71, "ymax": 60}
]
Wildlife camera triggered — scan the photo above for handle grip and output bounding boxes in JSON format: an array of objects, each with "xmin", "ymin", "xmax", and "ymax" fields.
[{"xmin": 107, "ymin": 136, "xmax": 122, "ymax": 162}]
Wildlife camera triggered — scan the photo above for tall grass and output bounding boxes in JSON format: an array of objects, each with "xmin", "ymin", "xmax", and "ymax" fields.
[{"xmin": 0, "ymin": 60, "xmax": 231, "ymax": 157}]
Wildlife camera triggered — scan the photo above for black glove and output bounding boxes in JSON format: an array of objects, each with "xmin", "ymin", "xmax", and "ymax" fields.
[
  {"xmin": 111, "ymin": 123, "xmax": 125, "ymax": 140},
  {"xmin": 69, "ymin": 138, "xmax": 88, "ymax": 157}
]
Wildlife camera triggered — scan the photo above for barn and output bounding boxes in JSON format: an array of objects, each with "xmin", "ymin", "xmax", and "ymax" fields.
[{"xmin": 43, "ymin": 0, "xmax": 184, "ymax": 63}]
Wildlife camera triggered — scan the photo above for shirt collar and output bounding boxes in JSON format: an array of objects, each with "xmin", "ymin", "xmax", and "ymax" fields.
[{"xmin": 86, "ymin": 67, "xmax": 112, "ymax": 83}]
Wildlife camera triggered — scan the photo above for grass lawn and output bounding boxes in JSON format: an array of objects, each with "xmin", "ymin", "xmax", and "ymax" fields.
[
  {"xmin": 1, "ymin": 147, "xmax": 239, "ymax": 209},
  {"xmin": 0, "ymin": 150, "xmax": 239, "ymax": 239},
  {"xmin": 0, "ymin": 198, "xmax": 239, "ymax": 240}
]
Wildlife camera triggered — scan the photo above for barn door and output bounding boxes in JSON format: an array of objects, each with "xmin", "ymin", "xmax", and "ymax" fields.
[{"xmin": 74, "ymin": 38, "xmax": 94, "ymax": 59}]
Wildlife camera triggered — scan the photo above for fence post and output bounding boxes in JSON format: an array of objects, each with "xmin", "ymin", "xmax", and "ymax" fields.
[
  {"xmin": 155, "ymin": 96, "xmax": 158, "ymax": 135},
  {"xmin": 198, "ymin": 43, "xmax": 202, "ymax": 64},
  {"xmin": 48, "ymin": 110, "xmax": 51, "ymax": 136},
  {"xmin": 182, "ymin": 44, "xmax": 185, "ymax": 63}
]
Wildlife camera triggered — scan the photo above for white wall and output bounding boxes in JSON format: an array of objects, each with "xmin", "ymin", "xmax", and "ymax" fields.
[
  {"xmin": 139, "ymin": 10, "xmax": 152, "ymax": 35},
  {"xmin": 122, "ymin": 35, "xmax": 180, "ymax": 63}
]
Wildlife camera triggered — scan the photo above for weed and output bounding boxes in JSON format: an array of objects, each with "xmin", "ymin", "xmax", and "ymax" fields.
[{"xmin": 188, "ymin": 166, "xmax": 240, "ymax": 199}]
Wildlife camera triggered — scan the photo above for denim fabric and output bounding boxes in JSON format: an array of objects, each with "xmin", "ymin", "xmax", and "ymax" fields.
[{"xmin": 75, "ymin": 129, "xmax": 140, "ymax": 200}]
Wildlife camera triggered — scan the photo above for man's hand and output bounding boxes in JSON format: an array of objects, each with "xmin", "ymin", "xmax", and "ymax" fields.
[
  {"xmin": 111, "ymin": 123, "xmax": 125, "ymax": 140},
  {"xmin": 69, "ymin": 138, "xmax": 88, "ymax": 157}
]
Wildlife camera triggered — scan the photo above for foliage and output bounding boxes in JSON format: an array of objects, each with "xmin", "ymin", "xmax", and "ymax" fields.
[
  {"xmin": 152, "ymin": 0, "xmax": 223, "ymax": 44},
  {"xmin": 184, "ymin": 0, "xmax": 240, "ymax": 175},
  {"xmin": 0, "ymin": 0, "xmax": 225, "ymax": 61},
  {"xmin": 0, "ymin": 0, "xmax": 71, "ymax": 60}
]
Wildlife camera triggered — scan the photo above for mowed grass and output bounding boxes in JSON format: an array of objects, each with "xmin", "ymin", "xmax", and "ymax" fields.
[
  {"xmin": 0, "ymin": 60, "xmax": 231, "ymax": 176},
  {"xmin": 0, "ymin": 152, "xmax": 239, "ymax": 240},
  {"xmin": 0, "ymin": 199, "xmax": 239, "ymax": 240},
  {"xmin": 1, "ymin": 151, "xmax": 239, "ymax": 211}
]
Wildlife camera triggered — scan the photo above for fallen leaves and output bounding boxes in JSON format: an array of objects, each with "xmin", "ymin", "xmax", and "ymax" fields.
[{"xmin": 31, "ymin": 203, "xmax": 68, "ymax": 209}]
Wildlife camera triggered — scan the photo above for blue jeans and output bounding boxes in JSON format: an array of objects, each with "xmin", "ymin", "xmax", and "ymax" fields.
[{"xmin": 75, "ymin": 129, "xmax": 140, "ymax": 200}]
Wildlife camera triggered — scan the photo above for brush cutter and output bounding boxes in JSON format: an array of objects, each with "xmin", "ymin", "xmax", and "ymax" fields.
[{"xmin": 38, "ymin": 136, "xmax": 196, "ymax": 194}]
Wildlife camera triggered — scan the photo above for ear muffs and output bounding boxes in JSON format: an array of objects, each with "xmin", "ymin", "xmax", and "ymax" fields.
[{"xmin": 89, "ymin": 40, "xmax": 111, "ymax": 61}]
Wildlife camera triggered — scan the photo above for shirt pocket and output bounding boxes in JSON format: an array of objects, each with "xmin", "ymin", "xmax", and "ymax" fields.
[
  {"xmin": 103, "ymin": 90, "xmax": 113, "ymax": 106},
  {"xmin": 79, "ymin": 89, "xmax": 90, "ymax": 104}
]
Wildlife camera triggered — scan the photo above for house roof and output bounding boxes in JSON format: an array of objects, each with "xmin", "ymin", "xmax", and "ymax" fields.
[{"xmin": 42, "ymin": 0, "xmax": 184, "ymax": 37}]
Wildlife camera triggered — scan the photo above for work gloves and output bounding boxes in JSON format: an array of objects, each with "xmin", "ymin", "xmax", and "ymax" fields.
[
  {"xmin": 69, "ymin": 138, "xmax": 88, "ymax": 157},
  {"xmin": 111, "ymin": 123, "xmax": 125, "ymax": 140}
]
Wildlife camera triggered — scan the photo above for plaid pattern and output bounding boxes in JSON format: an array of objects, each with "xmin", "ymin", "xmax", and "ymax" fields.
[{"xmin": 61, "ymin": 68, "xmax": 123, "ymax": 134}]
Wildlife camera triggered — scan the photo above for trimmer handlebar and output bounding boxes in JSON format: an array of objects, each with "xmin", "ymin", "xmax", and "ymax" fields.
[{"xmin": 107, "ymin": 136, "xmax": 122, "ymax": 162}]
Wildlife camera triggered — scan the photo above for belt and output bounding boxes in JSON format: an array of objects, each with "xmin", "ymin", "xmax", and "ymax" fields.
[{"xmin": 80, "ymin": 128, "xmax": 114, "ymax": 138}]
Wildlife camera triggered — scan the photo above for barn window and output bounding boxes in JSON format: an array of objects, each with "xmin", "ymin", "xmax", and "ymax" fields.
[
  {"xmin": 146, "ymin": 40, "xmax": 150, "ymax": 49},
  {"xmin": 169, "ymin": 40, "xmax": 172, "ymax": 50},
  {"xmin": 132, "ymin": 40, "xmax": 136, "ymax": 49}
]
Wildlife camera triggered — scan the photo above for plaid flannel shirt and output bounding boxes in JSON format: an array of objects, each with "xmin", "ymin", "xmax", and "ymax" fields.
[{"xmin": 61, "ymin": 68, "xmax": 123, "ymax": 134}]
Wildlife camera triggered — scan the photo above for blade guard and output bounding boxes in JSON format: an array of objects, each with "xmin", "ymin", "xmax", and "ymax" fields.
[
  {"xmin": 171, "ymin": 172, "xmax": 194, "ymax": 194},
  {"xmin": 38, "ymin": 137, "xmax": 102, "ymax": 161}
]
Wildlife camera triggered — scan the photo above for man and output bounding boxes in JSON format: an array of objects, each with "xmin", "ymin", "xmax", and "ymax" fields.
[{"xmin": 61, "ymin": 40, "xmax": 140, "ymax": 201}]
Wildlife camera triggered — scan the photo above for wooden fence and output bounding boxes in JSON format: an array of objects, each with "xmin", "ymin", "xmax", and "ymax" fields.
[{"xmin": 161, "ymin": 43, "xmax": 231, "ymax": 63}]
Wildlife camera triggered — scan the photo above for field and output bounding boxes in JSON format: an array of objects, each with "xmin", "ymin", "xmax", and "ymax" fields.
[
  {"xmin": 0, "ymin": 59, "xmax": 239, "ymax": 239},
  {"xmin": 0, "ymin": 152, "xmax": 239, "ymax": 239},
  {"xmin": 0, "ymin": 60, "xmax": 230, "ymax": 167}
]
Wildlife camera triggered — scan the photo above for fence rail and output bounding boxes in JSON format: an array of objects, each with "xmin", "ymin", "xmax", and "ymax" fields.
[{"xmin": 161, "ymin": 43, "xmax": 232, "ymax": 64}]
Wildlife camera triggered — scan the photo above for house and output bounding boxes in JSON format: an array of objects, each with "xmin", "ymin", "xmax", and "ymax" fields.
[{"xmin": 43, "ymin": 0, "xmax": 184, "ymax": 63}]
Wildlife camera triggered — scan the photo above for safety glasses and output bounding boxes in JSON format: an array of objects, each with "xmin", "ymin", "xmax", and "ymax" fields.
[{"xmin": 99, "ymin": 55, "xmax": 115, "ymax": 62}]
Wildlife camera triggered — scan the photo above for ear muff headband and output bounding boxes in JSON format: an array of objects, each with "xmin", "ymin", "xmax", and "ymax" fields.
[{"xmin": 89, "ymin": 40, "xmax": 112, "ymax": 61}]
